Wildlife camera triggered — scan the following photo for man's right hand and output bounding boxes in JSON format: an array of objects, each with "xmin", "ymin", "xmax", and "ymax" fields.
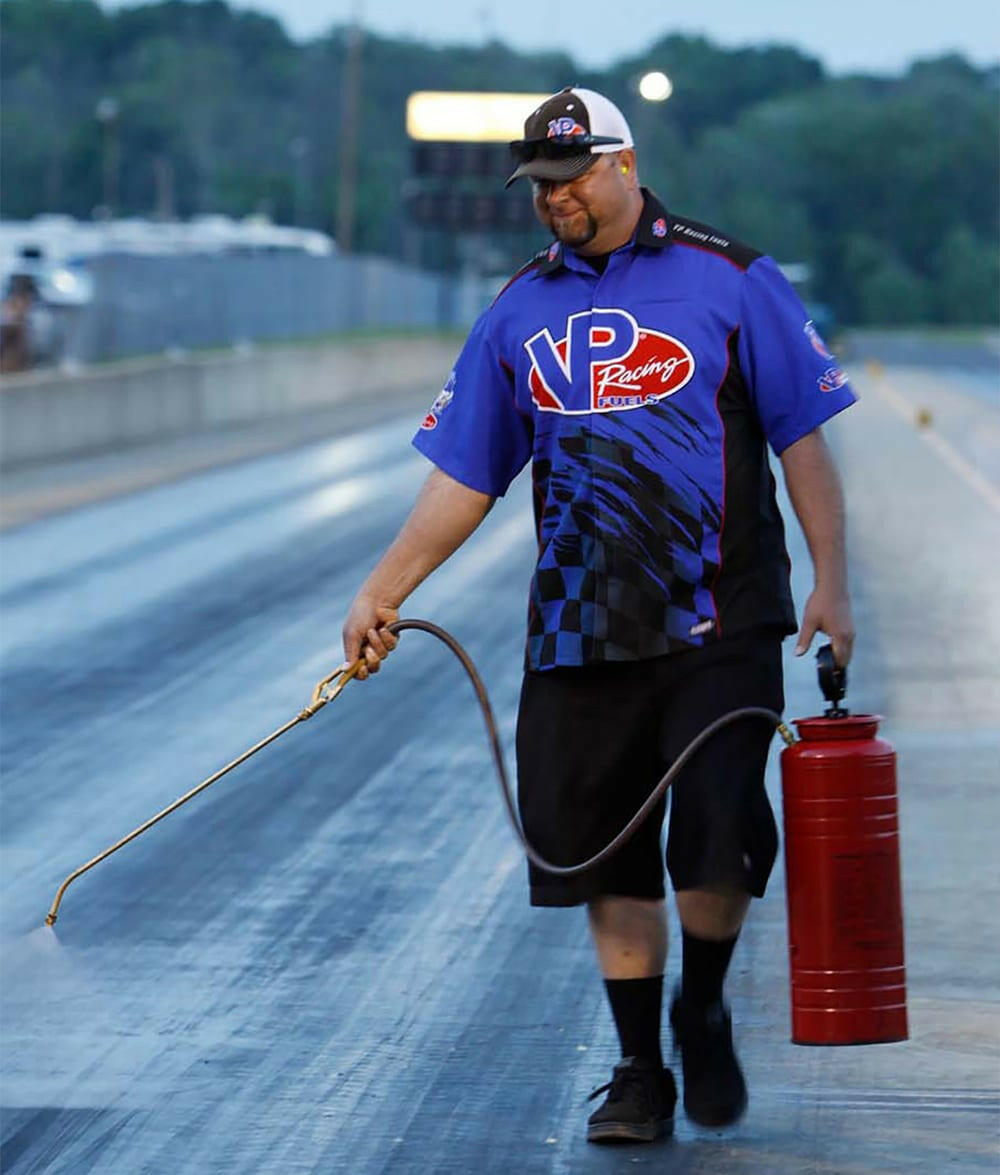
[{"xmin": 342, "ymin": 600, "xmax": 399, "ymax": 681}]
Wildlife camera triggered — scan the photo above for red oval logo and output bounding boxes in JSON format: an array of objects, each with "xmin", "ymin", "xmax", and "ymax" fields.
[{"xmin": 527, "ymin": 327, "xmax": 695, "ymax": 414}]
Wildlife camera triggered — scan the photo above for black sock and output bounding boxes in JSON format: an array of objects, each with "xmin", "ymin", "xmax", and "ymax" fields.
[
  {"xmin": 603, "ymin": 975, "xmax": 664, "ymax": 1067},
  {"xmin": 681, "ymin": 930, "xmax": 739, "ymax": 1008}
]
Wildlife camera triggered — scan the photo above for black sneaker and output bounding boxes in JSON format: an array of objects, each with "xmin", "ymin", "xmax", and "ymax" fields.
[
  {"xmin": 586, "ymin": 1056, "xmax": 677, "ymax": 1144},
  {"xmin": 669, "ymin": 989, "xmax": 747, "ymax": 1128}
]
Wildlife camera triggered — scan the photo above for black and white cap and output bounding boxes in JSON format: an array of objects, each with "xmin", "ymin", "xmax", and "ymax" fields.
[{"xmin": 506, "ymin": 87, "xmax": 635, "ymax": 188}]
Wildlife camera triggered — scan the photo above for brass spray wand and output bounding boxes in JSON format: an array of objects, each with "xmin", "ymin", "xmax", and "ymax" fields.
[
  {"xmin": 44, "ymin": 659, "xmax": 363, "ymax": 925},
  {"xmin": 45, "ymin": 619, "xmax": 793, "ymax": 926}
]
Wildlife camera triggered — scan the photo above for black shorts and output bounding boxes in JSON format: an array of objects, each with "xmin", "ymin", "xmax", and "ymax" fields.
[{"xmin": 515, "ymin": 629, "xmax": 784, "ymax": 907}]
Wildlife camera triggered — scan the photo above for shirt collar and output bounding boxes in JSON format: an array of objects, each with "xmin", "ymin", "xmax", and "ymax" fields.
[
  {"xmin": 536, "ymin": 189, "xmax": 673, "ymax": 275},
  {"xmin": 634, "ymin": 189, "xmax": 673, "ymax": 249}
]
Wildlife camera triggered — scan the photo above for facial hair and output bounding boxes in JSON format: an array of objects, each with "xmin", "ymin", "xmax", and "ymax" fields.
[{"xmin": 551, "ymin": 210, "xmax": 598, "ymax": 248}]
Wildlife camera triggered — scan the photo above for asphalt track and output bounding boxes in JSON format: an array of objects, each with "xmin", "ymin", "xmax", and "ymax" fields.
[{"xmin": 2, "ymin": 353, "xmax": 998, "ymax": 1173}]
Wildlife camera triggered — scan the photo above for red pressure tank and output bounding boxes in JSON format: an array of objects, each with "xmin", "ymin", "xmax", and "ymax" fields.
[{"xmin": 780, "ymin": 655, "xmax": 908, "ymax": 1045}]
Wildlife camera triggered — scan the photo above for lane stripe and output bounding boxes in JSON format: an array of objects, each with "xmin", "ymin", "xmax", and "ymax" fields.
[{"xmin": 873, "ymin": 376, "xmax": 1000, "ymax": 515}]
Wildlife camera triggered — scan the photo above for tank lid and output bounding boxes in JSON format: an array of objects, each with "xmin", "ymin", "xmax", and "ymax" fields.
[{"xmin": 792, "ymin": 714, "xmax": 881, "ymax": 741}]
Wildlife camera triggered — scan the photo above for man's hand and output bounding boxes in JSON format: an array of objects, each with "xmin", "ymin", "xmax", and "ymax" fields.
[
  {"xmin": 342, "ymin": 600, "xmax": 399, "ymax": 681},
  {"xmin": 795, "ymin": 585, "xmax": 854, "ymax": 667}
]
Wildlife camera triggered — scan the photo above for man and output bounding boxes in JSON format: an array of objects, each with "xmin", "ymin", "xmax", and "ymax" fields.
[
  {"xmin": 342, "ymin": 87, "xmax": 855, "ymax": 1143},
  {"xmin": 0, "ymin": 274, "xmax": 37, "ymax": 373}
]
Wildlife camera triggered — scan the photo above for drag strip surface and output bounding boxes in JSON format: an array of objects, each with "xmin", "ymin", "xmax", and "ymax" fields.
[{"xmin": 2, "ymin": 364, "xmax": 999, "ymax": 1173}]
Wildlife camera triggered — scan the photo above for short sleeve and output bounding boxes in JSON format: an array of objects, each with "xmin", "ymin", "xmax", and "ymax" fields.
[
  {"xmin": 412, "ymin": 308, "xmax": 532, "ymax": 497},
  {"xmin": 737, "ymin": 256, "xmax": 856, "ymax": 455}
]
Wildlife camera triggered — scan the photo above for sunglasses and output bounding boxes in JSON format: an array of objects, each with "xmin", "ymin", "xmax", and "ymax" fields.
[{"xmin": 509, "ymin": 135, "xmax": 623, "ymax": 164}]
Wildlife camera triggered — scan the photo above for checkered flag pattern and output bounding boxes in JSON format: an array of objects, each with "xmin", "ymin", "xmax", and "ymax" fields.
[{"xmin": 527, "ymin": 413, "xmax": 721, "ymax": 669}]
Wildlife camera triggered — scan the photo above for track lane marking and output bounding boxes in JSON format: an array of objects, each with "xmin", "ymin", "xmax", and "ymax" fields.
[{"xmin": 872, "ymin": 375, "xmax": 1000, "ymax": 515}]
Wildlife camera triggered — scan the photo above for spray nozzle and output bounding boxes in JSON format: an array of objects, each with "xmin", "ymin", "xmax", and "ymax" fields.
[{"xmin": 816, "ymin": 644, "xmax": 848, "ymax": 717}]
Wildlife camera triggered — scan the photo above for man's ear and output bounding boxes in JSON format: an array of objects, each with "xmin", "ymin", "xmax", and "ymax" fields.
[{"xmin": 618, "ymin": 148, "xmax": 638, "ymax": 184}]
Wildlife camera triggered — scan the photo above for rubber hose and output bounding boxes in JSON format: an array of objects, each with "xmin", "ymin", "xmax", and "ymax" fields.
[{"xmin": 388, "ymin": 619, "xmax": 784, "ymax": 878}]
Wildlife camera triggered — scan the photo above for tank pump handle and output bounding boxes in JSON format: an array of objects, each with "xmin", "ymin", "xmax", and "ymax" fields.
[{"xmin": 816, "ymin": 643, "xmax": 848, "ymax": 717}]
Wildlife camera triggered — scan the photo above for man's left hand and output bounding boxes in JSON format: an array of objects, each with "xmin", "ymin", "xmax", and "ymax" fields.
[{"xmin": 794, "ymin": 586, "xmax": 855, "ymax": 667}]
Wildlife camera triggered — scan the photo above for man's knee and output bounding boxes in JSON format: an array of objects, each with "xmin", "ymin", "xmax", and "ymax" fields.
[
  {"xmin": 675, "ymin": 886, "xmax": 750, "ymax": 940},
  {"xmin": 587, "ymin": 896, "xmax": 668, "ymax": 979},
  {"xmin": 589, "ymin": 892, "xmax": 666, "ymax": 919}
]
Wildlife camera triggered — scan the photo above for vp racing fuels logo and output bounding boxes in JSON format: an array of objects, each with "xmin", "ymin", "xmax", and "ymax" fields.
[
  {"xmin": 420, "ymin": 370, "xmax": 456, "ymax": 430},
  {"xmin": 524, "ymin": 308, "xmax": 695, "ymax": 414},
  {"xmin": 804, "ymin": 319, "xmax": 834, "ymax": 360},
  {"xmin": 803, "ymin": 319, "xmax": 848, "ymax": 393},
  {"xmin": 818, "ymin": 366, "xmax": 849, "ymax": 393}
]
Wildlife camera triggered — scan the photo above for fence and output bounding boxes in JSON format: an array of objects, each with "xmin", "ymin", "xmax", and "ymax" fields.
[{"xmin": 40, "ymin": 251, "xmax": 495, "ymax": 366}]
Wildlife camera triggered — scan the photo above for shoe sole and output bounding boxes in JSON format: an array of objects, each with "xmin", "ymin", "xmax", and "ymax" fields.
[
  {"xmin": 684, "ymin": 1092, "xmax": 748, "ymax": 1129},
  {"xmin": 587, "ymin": 1115, "xmax": 674, "ymax": 1144}
]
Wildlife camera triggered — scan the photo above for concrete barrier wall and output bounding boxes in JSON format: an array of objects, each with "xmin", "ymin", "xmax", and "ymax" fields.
[{"xmin": 0, "ymin": 336, "xmax": 458, "ymax": 467}]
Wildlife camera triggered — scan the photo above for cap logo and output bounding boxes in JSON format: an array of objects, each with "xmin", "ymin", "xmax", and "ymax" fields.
[
  {"xmin": 547, "ymin": 117, "xmax": 587, "ymax": 141},
  {"xmin": 652, "ymin": 218, "xmax": 668, "ymax": 238}
]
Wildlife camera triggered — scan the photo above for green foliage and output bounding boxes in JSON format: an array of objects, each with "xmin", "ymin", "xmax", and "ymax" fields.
[
  {"xmin": 1, "ymin": 0, "xmax": 997, "ymax": 325},
  {"xmin": 673, "ymin": 58, "xmax": 999, "ymax": 324},
  {"xmin": 858, "ymin": 256, "xmax": 932, "ymax": 325},
  {"xmin": 933, "ymin": 226, "xmax": 1000, "ymax": 324},
  {"xmin": 608, "ymin": 34, "xmax": 825, "ymax": 144}
]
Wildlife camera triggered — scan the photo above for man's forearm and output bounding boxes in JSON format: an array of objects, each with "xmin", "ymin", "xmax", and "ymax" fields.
[
  {"xmin": 358, "ymin": 466, "xmax": 495, "ymax": 608},
  {"xmin": 779, "ymin": 427, "xmax": 855, "ymax": 663},
  {"xmin": 779, "ymin": 429, "xmax": 848, "ymax": 589}
]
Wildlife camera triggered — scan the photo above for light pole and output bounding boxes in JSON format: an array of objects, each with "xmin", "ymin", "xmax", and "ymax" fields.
[
  {"xmin": 289, "ymin": 136, "xmax": 310, "ymax": 226},
  {"xmin": 95, "ymin": 96, "xmax": 120, "ymax": 220},
  {"xmin": 336, "ymin": 14, "xmax": 364, "ymax": 253},
  {"xmin": 153, "ymin": 154, "xmax": 176, "ymax": 220}
]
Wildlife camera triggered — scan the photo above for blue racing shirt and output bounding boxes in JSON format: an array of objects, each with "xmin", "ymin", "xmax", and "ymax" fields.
[{"xmin": 414, "ymin": 192, "xmax": 856, "ymax": 671}]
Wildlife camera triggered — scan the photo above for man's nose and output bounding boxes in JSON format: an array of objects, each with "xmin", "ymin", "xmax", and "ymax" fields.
[{"xmin": 545, "ymin": 180, "xmax": 573, "ymax": 205}]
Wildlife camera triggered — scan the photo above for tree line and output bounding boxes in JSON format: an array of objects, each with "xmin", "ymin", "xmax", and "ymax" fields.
[{"xmin": 1, "ymin": 0, "xmax": 997, "ymax": 325}]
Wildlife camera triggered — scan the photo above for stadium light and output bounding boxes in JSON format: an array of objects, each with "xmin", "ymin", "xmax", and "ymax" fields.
[
  {"xmin": 638, "ymin": 72, "xmax": 673, "ymax": 102},
  {"xmin": 406, "ymin": 92, "xmax": 551, "ymax": 142}
]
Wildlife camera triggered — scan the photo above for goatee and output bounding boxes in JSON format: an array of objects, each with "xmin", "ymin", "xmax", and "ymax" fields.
[{"xmin": 554, "ymin": 212, "xmax": 598, "ymax": 248}]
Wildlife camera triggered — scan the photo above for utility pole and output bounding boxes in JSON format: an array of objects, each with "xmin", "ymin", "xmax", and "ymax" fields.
[
  {"xmin": 95, "ymin": 96, "xmax": 120, "ymax": 219},
  {"xmin": 336, "ymin": 13, "xmax": 364, "ymax": 253}
]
